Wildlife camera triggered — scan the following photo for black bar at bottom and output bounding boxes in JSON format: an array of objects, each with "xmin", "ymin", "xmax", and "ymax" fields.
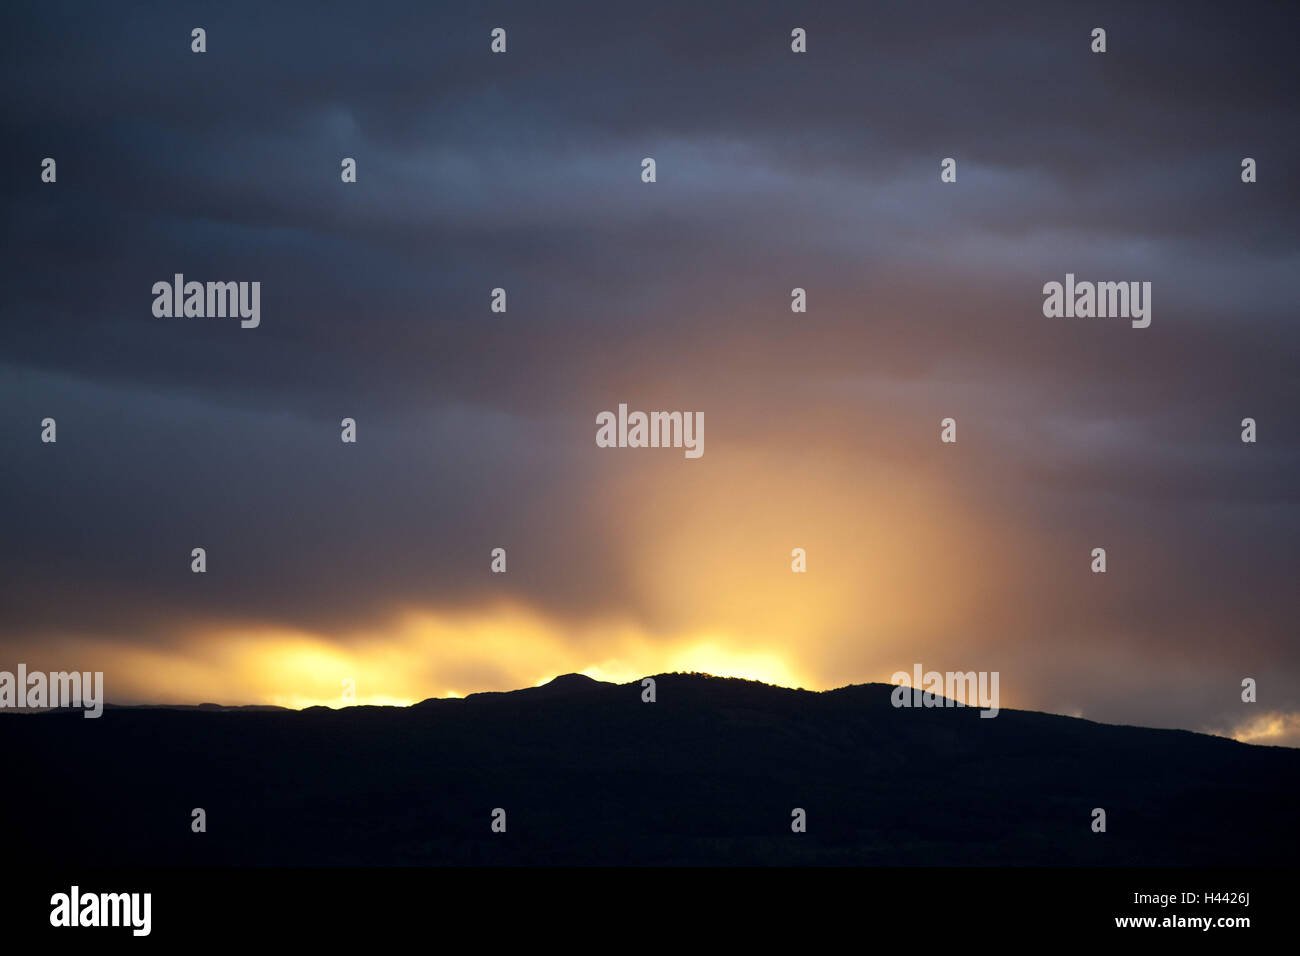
[{"xmin": 7, "ymin": 866, "xmax": 1285, "ymax": 943}]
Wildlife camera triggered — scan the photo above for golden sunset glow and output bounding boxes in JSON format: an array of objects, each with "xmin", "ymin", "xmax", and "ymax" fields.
[
  {"xmin": 4, "ymin": 437, "xmax": 1052, "ymax": 711},
  {"xmin": 1226, "ymin": 711, "xmax": 1300, "ymax": 748},
  {"xmin": 15, "ymin": 606, "xmax": 821, "ymax": 709}
]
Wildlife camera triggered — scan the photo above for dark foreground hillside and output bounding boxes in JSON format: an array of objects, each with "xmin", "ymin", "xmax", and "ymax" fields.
[{"xmin": 3, "ymin": 673, "xmax": 1295, "ymax": 865}]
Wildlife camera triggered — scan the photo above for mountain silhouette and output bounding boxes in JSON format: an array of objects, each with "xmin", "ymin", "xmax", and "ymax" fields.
[
  {"xmin": 4, "ymin": 672, "xmax": 1295, "ymax": 865},
  {"xmin": 454, "ymin": 672, "xmax": 611, "ymax": 703}
]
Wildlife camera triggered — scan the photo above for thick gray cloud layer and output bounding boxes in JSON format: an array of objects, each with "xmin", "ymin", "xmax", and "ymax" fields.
[{"xmin": 2, "ymin": 1, "xmax": 1297, "ymax": 736}]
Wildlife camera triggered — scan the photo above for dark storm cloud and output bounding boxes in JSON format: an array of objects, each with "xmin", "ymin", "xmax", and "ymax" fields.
[{"xmin": 1, "ymin": 1, "xmax": 1296, "ymax": 729}]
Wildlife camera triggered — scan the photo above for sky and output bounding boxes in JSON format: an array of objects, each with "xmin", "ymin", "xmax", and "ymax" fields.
[{"xmin": 2, "ymin": 1, "xmax": 1297, "ymax": 745}]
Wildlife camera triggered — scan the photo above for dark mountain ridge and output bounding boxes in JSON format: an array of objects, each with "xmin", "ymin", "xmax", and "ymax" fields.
[{"xmin": 4, "ymin": 672, "xmax": 1294, "ymax": 865}]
